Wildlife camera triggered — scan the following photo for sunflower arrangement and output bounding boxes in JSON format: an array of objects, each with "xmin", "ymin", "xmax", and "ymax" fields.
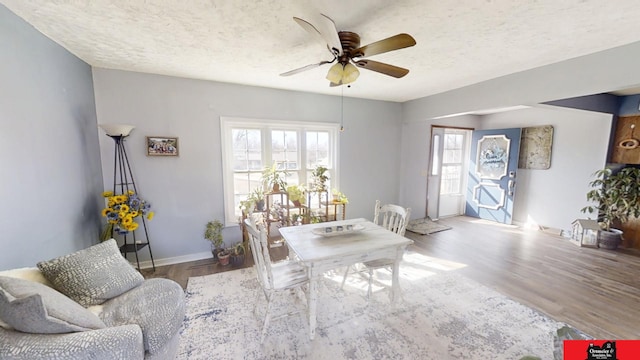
[{"xmin": 101, "ymin": 190, "xmax": 154, "ymax": 240}]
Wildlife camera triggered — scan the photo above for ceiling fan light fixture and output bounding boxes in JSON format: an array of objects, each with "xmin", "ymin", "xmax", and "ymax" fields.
[
  {"xmin": 326, "ymin": 62, "xmax": 344, "ymax": 83},
  {"xmin": 341, "ymin": 63, "xmax": 359, "ymax": 84}
]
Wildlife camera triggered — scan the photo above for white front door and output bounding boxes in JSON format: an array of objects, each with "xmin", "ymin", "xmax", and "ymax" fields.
[
  {"xmin": 427, "ymin": 127, "xmax": 472, "ymax": 220},
  {"xmin": 438, "ymin": 129, "xmax": 471, "ymax": 218}
]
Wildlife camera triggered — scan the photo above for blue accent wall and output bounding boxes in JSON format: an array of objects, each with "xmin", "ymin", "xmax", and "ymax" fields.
[
  {"xmin": 544, "ymin": 94, "xmax": 620, "ymax": 114},
  {"xmin": 618, "ymin": 95, "xmax": 640, "ymax": 116}
]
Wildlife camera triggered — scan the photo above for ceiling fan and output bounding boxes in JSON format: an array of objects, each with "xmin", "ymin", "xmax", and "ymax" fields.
[{"xmin": 280, "ymin": 14, "xmax": 416, "ymax": 86}]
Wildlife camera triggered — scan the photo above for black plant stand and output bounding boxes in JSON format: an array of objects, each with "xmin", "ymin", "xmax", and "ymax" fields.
[{"xmin": 105, "ymin": 133, "xmax": 156, "ymax": 271}]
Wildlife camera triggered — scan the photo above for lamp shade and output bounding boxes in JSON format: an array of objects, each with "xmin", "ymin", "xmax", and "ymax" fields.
[
  {"xmin": 99, "ymin": 124, "xmax": 135, "ymax": 137},
  {"xmin": 341, "ymin": 63, "xmax": 360, "ymax": 84},
  {"xmin": 326, "ymin": 63, "xmax": 344, "ymax": 84}
]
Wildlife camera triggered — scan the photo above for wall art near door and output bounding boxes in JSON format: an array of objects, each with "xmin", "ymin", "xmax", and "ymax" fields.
[
  {"xmin": 518, "ymin": 125, "xmax": 553, "ymax": 169},
  {"xmin": 476, "ymin": 135, "xmax": 510, "ymax": 180},
  {"xmin": 147, "ymin": 136, "xmax": 179, "ymax": 156}
]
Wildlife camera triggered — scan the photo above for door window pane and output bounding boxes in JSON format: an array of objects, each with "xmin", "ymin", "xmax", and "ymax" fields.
[
  {"xmin": 440, "ymin": 132, "xmax": 465, "ymax": 195},
  {"xmin": 431, "ymin": 134, "xmax": 440, "ymax": 176},
  {"xmin": 441, "ymin": 165, "xmax": 462, "ymax": 194}
]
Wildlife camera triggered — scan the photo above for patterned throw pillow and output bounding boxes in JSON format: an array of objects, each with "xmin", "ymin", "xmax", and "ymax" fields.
[
  {"xmin": 37, "ymin": 239, "xmax": 144, "ymax": 307},
  {"xmin": 0, "ymin": 276, "xmax": 106, "ymax": 333}
]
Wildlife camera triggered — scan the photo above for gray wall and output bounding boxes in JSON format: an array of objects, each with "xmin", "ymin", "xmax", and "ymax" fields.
[
  {"xmin": 0, "ymin": 5, "xmax": 102, "ymax": 270},
  {"xmin": 403, "ymin": 41, "xmax": 640, "ymax": 121},
  {"xmin": 92, "ymin": 69, "xmax": 403, "ymax": 266}
]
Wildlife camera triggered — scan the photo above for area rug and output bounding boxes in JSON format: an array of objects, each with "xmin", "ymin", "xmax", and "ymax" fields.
[
  {"xmin": 177, "ymin": 252, "xmax": 569, "ymax": 359},
  {"xmin": 406, "ymin": 217, "xmax": 452, "ymax": 235}
]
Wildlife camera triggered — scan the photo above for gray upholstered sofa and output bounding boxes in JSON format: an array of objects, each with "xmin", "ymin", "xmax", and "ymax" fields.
[{"xmin": 0, "ymin": 239, "xmax": 185, "ymax": 359}]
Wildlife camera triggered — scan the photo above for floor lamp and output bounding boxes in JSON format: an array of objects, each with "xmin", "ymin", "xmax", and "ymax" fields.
[{"xmin": 99, "ymin": 124, "xmax": 156, "ymax": 271}]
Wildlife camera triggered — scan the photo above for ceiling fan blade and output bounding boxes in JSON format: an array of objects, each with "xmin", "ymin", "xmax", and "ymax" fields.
[
  {"xmin": 316, "ymin": 14, "xmax": 343, "ymax": 55},
  {"xmin": 329, "ymin": 81, "xmax": 342, "ymax": 87},
  {"xmin": 355, "ymin": 59, "xmax": 410, "ymax": 78},
  {"xmin": 353, "ymin": 33, "xmax": 416, "ymax": 58},
  {"xmin": 293, "ymin": 17, "xmax": 334, "ymax": 55},
  {"xmin": 280, "ymin": 60, "xmax": 334, "ymax": 77}
]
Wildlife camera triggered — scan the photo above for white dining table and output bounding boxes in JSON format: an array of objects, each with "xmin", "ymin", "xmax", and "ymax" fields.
[{"xmin": 279, "ymin": 217, "xmax": 413, "ymax": 340}]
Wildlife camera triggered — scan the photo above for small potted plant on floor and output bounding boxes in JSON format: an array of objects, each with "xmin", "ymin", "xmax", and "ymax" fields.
[
  {"xmin": 204, "ymin": 219, "xmax": 225, "ymax": 261},
  {"xmin": 229, "ymin": 242, "xmax": 246, "ymax": 267},
  {"xmin": 217, "ymin": 248, "xmax": 230, "ymax": 266},
  {"xmin": 581, "ymin": 166, "xmax": 640, "ymax": 249}
]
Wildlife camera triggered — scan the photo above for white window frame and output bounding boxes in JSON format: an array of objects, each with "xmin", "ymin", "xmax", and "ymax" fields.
[{"xmin": 220, "ymin": 116, "xmax": 340, "ymax": 225}]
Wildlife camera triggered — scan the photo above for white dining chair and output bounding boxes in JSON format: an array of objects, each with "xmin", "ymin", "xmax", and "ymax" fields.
[
  {"xmin": 341, "ymin": 200, "xmax": 411, "ymax": 298},
  {"xmin": 244, "ymin": 218, "xmax": 309, "ymax": 343}
]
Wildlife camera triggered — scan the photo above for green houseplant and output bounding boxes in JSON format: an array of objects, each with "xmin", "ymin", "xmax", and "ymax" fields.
[
  {"xmin": 581, "ymin": 167, "xmax": 640, "ymax": 249},
  {"xmin": 204, "ymin": 220, "xmax": 225, "ymax": 260},
  {"xmin": 331, "ymin": 188, "xmax": 349, "ymax": 204},
  {"xmin": 250, "ymin": 187, "xmax": 266, "ymax": 211},
  {"xmin": 287, "ymin": 184, "xmax": 306, "ymax": 206},
  {"xmin": 311, "ymin": 165, "xmax": 329, "ymax": 192},
  {"xmin": 239, "ymin": 188, "xmax": 266, "ymax": 215},
  {"xmin": 262, "ymin": 162, "xmax": 289, "ymax": 192},
  {"xmin": 229, "ymin": 242, "xmax": 246, "ymax": 267}
]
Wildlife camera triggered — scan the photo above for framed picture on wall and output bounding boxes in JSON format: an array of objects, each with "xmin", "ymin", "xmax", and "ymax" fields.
[{"xmin": 146, "ymin": 136, "xmax": 179, "ymax": 156}]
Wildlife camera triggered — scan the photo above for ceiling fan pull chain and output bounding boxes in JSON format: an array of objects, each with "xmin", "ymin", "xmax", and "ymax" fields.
[{"xmin": 340, "ymin": 86, "xmax": 344, "ymax": 132}]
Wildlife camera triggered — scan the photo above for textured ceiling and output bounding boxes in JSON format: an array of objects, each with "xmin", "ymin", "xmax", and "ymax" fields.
[{"xmin": 4, "ymin": 0, "xmax": 640, "ymax": 102}]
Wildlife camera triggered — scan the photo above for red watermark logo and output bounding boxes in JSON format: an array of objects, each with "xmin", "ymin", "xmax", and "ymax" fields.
[{"xmin": 564, "ymin": 340, "xmax": 640, "ymax": 359}]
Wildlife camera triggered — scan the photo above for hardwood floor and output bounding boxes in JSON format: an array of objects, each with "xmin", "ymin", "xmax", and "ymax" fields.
[{"xmin": 141, "ymin": 216, "xmax": 640, "ymax": 340}]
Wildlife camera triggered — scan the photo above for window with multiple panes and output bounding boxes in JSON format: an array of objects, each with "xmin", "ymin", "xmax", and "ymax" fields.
[
  {"xmin": 221, "ymin": 117, "xmax": 339, "ymax": 224},
  {"xmin": 440, "ymin": 130, "xmax": 466, "ymax": 195}
]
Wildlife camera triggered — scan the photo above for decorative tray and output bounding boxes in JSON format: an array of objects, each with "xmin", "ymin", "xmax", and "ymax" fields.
[{"xmin": 311, "ymin": 224, "xmax": 364, "ymax": 237}]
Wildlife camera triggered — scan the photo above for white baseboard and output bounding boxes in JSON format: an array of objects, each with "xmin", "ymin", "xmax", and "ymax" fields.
[{"xmin": 134, "ymin": 251, "xmax": 213, "ymax": 270}]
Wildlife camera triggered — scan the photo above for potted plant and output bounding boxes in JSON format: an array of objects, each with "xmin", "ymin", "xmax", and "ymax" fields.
[
  {"xmin": 204, "ymin": 219, "xmax": 225, "ymax": 260},
  {"xmin": 244, "ymin": 187, "xmax": 265, "ymax": 212},
  {"xmin": 239, "ymin": 198, "xmax": 254, "ymax": 216},
  {"xmin": 229, "ymin": 242, "xmax": 246, "ymax": 267},
  {"xmin": 217, "ymin": 248, "xmax": 230, "ymax": 266},
  {"xmin": 287, "ymin": 184, "xmax": 306, "ymax": 207},
  {"xmin": 269, "ymin": 201, "xmax": 289, "ymax": 227},
  {"xmin": 239, "ymin": 187, "xmax": 266, "ymax": 216},
  {"xmin": 581, "ymin": 166, "xmax": 640, "ymax": 249},
  {"xmin": 331, "ymin": 188, "xmax": 349, "ymax": 204},
  {"xmin": 252, "ymin": 187, "xmax": 266, "ymax": 211},
  {"xmin": 302, "ymin": 209, "xmax": 321, "ymax": 224},
  {"xmin": 311, "ymin": 166, "xmax": 329, "ymax": 192},
  {"xmin": 262, "ymin": 162, "xmax": 289, "ymax": 192}
]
